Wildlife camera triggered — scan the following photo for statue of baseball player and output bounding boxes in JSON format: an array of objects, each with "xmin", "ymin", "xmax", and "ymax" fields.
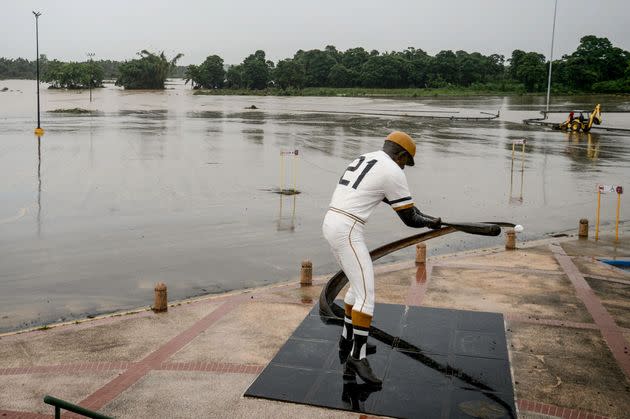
[{"xmin": 323, "ymin": 131, "xmax": 441, "ymax": 386}]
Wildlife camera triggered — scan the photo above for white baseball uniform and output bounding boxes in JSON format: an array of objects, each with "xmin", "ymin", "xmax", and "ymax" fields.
[{"xmin": 322, "ymin": 150, "xmax": 415, "ymax": 316}]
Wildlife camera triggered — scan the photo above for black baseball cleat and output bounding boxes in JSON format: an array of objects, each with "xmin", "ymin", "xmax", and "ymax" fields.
[
  {"xmin": 339, "ymin": 336, "xmax": 377, "ymax": 355},
  {"xmin": 344, "ymin": 356, "xmax": 382, "ymax": 387}
]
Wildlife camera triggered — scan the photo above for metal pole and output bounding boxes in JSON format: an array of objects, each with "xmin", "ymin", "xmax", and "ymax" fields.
[
  {"xmin": 545, "ymin": 0, "xmax": 558, "ymax": 114},
  {"xmin": 33, "ymin": 11, "xmax": 42, "ymax": 130},
  {"xmin": 279, "ymin": 152, "xmax": 284, "ymax": 193},
  {"xmin": 595, "ymin": 189, "xmax": 601, "ymax": 241},
  {"xmin": 615, "ymin": 192, "xmax": 621, "ymax": 242},
  {"xmin": 87, "ymin": 52, "xmax": 95, "ymax": 102}
]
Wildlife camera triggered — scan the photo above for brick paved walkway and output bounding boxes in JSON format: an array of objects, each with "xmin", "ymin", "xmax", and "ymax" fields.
[{"xmin": 1, "ymin": 235, "xmax": 628, "ymax": 418}]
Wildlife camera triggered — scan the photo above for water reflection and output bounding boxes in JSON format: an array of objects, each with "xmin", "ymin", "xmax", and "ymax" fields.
[
  {"xmin": 564, "ymin": 132, "xmax": 600, "ymax": 161},
  {"xmin": 339, "ymin": 125, "xmax": 363, "ymax": 159},
  {"xmin": 341, "ymin": 378, "xmax": 380, "ymax": 411},
  {"xmin": 586, "ymin": 133, "xmax": 600, "ymax": 159},
  {"xmin": 277, "ymin": 194, "xmax": 297, "ymax": 232},
  {"xmin": 187, "ymin": 111, "xmax": 224, "ymax": 119},
  {"xmin": 243, "ymin": 128, "xmax": 264, "ymax": 144},
  {"xmin": 319, "ymin": 262, "xmax": 516, "ymax": 418},
  {"xmin": 228, "ymin": 111, "xmax": 267, "ymax": 125},
  {"xmin": 36, "ymin": 136, "xmax": 42, "ymax": 236},
  {"xmin": 508, "ymin": 144, "xmax": 525, "ymax": 205},
  {"xmin": 3, "ymin": 83, "xmax": 629, "ymax": 332}
]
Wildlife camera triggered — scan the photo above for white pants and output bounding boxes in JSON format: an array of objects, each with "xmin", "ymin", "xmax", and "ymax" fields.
[{"xmin": 322, "ymin": 210, "xmax": 375, "ymax": 316}]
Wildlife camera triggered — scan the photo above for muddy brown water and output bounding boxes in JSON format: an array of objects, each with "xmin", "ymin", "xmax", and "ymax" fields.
[{"xmin": 1, "ymin": 79, "xmax": 628, "ymax": 332}]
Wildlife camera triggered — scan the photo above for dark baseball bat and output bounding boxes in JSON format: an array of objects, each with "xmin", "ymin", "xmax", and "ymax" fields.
[{"xmin": 441, "ymin": 221, "xmax": 502, "ymax": 236}]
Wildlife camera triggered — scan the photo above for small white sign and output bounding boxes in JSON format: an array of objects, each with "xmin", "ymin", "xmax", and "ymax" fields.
[{"xmin": 512, "ymin": 139, "xmax": 527, "ymax": 145}]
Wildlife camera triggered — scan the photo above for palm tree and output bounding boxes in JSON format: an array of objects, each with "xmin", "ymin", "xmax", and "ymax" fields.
[
  {"xmin": 184, "ymin": 65, "xmax": 200, "ymax": 89},
  {"xmin": 116, "ymin": 50, "xmax": 183, "ymax": 89}
]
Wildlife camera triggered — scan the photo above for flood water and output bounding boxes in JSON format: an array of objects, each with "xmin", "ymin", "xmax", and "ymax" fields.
[{"xmin": 1, "ymin": 79, "xmax": 629, "ymax": 332}]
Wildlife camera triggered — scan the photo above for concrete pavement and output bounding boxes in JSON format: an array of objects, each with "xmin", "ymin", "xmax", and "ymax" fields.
[{"xmin": 0, "ymin": 225, "xmax": 628, "ymax": 418}]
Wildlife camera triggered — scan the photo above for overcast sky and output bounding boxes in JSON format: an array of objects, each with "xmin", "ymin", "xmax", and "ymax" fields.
[{"xmin": 2, "ymin": 0, "xmax": 629, "ymax": 65}]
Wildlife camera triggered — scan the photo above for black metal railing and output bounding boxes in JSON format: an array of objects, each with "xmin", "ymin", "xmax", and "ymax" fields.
[{"xmin": 43, "ymin": 395, "xmax": 113, "ymax": 419}]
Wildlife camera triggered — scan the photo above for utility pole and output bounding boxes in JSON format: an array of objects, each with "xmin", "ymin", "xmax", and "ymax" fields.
[
  {"xmin": 86, "ymin": 52, "xmax": 95, "ymax": 102},
  {"xmin": 33, "ymin": 11, "xmax": 44, "ymax": 136},
  {"xmin": 545, "ymin": 0, "xmax": 558, "ymax": 115}
]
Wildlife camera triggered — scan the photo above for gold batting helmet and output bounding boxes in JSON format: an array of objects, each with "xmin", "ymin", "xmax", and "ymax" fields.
[{"xmin": 385, "ymin": 131, "xmax": 416, "ymax": 166}]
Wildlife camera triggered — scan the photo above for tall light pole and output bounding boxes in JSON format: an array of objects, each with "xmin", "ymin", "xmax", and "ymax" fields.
[
  {"xmin": 33, "ymin": 11, "xmax": 44, "ymax": 136},
  {"xmin": 545, "ymin": 0, "xmax": 558, "ymax": 115},
  {"xmin": 86, "ymin": 52, "xmax": 95, "ymax": 102}
]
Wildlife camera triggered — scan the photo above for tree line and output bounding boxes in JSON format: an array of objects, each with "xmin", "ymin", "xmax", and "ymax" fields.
[
  {"xmin": 185, "ymin": 36, "xmax": 629, "ymax": 93},
  {"xmin": 0, "ymin": 54, "xmax": 185, "ymax": 89},
  {"xmin": 1, "ymin": 35, "xmax": 628, "ymax": 93}
]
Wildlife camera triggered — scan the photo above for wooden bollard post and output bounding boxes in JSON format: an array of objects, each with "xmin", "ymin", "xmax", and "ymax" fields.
[
  {"xmin": 505, "ymin": 228, "xmax": 516, "ymax": 250},
  {"xmin": 416, "ymin": 243, "xmax": 426, "ymax": 264},
  {"xmin": 153, "ymin": 282, "xmax": 168, "ymax": 313},
  {"xmin": 578, "ymin": 218, "xmax": 589, "ymax": 239},
  {"xmin": 300, "ymin": 260, "xmax": 312, "ymax": 287}
]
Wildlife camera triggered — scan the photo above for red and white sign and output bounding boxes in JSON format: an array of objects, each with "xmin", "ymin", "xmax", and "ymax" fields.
[
  {"xmin": 598, "ymin": 184, "xmax": 623, "ymax": 194},
  {"xmin": 280, "ymin": 149, "xmax": 299, "ymax": 156}
]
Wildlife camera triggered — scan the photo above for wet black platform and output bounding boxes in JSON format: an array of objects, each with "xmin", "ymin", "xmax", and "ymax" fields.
[{"xmin": 245, "ymin": 303, "xmax": 516, "ymax": 418}]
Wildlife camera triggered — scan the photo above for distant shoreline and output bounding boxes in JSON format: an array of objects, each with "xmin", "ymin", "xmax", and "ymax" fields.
[
  {"xmin": 192, "ymin": 87, "xmax": 630, "ymax": 98},
  {"xmin": 4, "ymin": 79, "xmax": 630, "ymax": 98}
]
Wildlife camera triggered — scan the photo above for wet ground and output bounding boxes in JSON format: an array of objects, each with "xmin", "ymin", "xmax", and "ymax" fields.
[
  {"xmin": 1, "ymin": 79, "xmax": 629, "ymax": 332},
  {"xmin": 0, "ymin": 233, "xmax": 628, "ymax": 418}
]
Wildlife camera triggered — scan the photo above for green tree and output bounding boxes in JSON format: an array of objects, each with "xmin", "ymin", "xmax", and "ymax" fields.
[
  {"xmin": 455, "ymin": 51, "xmax": 499, "ymax": 86},
  {"xmin": 274, "ymin": 59, "xmax": 306, "ymax": 89},
  {"xmin": 515, "ymin": 52, "xmax": 546, "ymax": 92},
  {"xmin": 324, "ymin": 45, "xmax": 342, "ymax": 63},
  {"xmin": 0, "ymin": 57, "xmax": 37, "ymax": 79},
  {"xmin": 341, "ymin": 47, "xmax": 370, "ymax": 72},
  {"xmin": 327, "ymin": 64, "xmax": 358, "ymax": 87},
  {"xmin": 395, "ymin": 48, "xmax": 430, "ymax": 87},
  {"xmin": 226, "ymin": 64, "xmax": 244, "ymax": 88},
  {"xmin": 563, "ymin": 35, "xmax": 630, "ymax": 88},
  {"xmin": 185, "ymin": 55, "xmax": 225, "ymax": 89},
  {"xmin": 115, "ymin": 50, "xmax": 183, "ymax": 89},
  {"xmin": 360, "ymin": 54, "xmax": 409, "ymax": 88},
  {"xmin": 430, "ymin": 50, "xmax": 458, "ymax": 85},
  {"xmin": 295, "ymin": 49, "xmax": 337, "ymax": 87},
  {"xmin": 508, "ymin": 50, "xmax": 526, "ymax": 79},
  {"xmin": 241, "ymin": 50, "xmax": 271, "ymax": 89},
  {"xmin": 42, "ymin": 60, "xmax": 104, "ymax": 89},
  {"xmin": 184, "ymin": 65, "xmax": 201, "ymax": 89}
]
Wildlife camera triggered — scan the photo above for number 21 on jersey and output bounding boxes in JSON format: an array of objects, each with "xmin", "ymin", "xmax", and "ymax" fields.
[{"xmin": 339, "ymin": 156, "xmax": 377, "ymax": 189}]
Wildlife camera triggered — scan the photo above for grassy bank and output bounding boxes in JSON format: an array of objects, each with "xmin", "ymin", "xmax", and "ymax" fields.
[
  {"xmin": 192, "ymin": 81, "xmax": 630, "ymax": 98},
  {"xmin": 194, "ymin": 86, "xmax": 531, "ymax": 98}
]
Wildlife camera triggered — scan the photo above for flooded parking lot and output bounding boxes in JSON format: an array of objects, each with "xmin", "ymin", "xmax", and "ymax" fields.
[{"xmin": 1, "ymin": 79, "xmax": 628, "ymax": 332}]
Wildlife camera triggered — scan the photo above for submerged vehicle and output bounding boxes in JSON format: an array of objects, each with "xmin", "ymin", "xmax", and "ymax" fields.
[{"xmin": 556, "ymin": 104, "xmax": 602, "ymax": 132}]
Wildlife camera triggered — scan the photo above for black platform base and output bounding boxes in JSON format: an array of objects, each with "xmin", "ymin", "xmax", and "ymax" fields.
[{"xmin": 245, "ymin": 303, "xmax": 516, "ymax": 418}]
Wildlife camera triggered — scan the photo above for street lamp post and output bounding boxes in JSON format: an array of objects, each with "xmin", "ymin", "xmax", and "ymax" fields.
[
  {"xmin": 33, "ymin": 11, "xmax": 44, "ymax": 136},
  {"xmin": 545, "ymin": 0, "xmax": 558, "ymax": 115},
  {"xmin": 86, "ymin": 52, "xmax": 95, "ymax": 103}
]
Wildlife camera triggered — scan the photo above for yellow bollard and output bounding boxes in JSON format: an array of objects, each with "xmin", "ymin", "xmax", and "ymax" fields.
[
  {"xmin": 415, "ymin": 243, "xmax": 427, "ymax": 264},
  {"xmin": 595, "ymin": 189, "xmax": 601, "ymax": 241},
  {"xmin": 153, "ymin": 282, "xmax": 168, "ymax": 313},
  {"xmin": 616, "ymin": 188, "xmax": 622, "ymax": 242},
  {"xmin": 300, "ymin": 260, "xmax": 312, "ymax": 287},
  {"xmin": 279, "ymin": 152, "xmax": 284, "ymax": 194},
  {"xmin": 505, "ymin": 228, "xmax": 516, "ymax": 250},
  {"xmin": 578, "ymin": 219, "xmax": 589, "ymax": 239}
]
